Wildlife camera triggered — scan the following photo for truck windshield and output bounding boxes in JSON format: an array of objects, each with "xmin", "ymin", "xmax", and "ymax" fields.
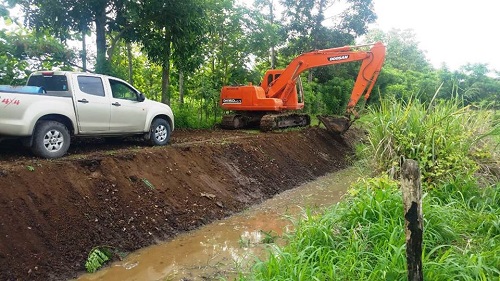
[{"xmin": 27, "ymin": 75, "xmax": 68, "ymax": 91}]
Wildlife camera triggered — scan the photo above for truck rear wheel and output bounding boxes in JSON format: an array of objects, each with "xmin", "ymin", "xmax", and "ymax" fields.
[
  {"xmin": 31, "ymin": 121, "xmax": 70, "ymax": 159},
  {"xmin": 148, "ymin": 118, "xmax": 171, "ymax": 146}
]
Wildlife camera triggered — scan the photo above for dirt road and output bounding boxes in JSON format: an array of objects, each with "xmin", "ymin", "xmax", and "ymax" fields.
[{"xmin": 0, "ymin": 127, "xmax": 359, "ymax": 280}]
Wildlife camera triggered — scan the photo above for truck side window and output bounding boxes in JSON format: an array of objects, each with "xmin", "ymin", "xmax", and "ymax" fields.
[
  {"xmin": 110, "ymin": 79, "xmax": 138, "ymax": 101},
  {"xmin": 77, "ymin": 76, "xmax": 105, "ymax": 97}
]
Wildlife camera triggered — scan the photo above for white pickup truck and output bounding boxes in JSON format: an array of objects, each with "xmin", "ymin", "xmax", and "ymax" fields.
[{"xmin": 0, "ymin": 71, "xmax": 175, "ymax": 158}]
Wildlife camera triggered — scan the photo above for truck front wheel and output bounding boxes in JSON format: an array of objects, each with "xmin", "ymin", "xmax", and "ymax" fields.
[
  {"xmin": 31, "ymin": 121, "xmax": 70, "ymax": 159},
  {"xmin": 149, "ymin": 118, "xmax": 171, "ymax": 146}
]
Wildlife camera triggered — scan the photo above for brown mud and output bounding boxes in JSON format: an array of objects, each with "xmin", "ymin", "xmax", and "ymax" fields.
[{"xmin": 0, "ymin": 127, "xmax": 361, "ymax": 280}]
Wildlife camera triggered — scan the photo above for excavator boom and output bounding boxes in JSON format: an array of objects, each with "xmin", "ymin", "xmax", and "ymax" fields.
[{"xmin": 220, "ymin": 42, "xmax": 386, "ymax": 132}]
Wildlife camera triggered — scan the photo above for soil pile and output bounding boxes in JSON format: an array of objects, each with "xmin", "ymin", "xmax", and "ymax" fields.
[{"xmin": 0, "ymin": 127, "xmax": 359, "ymax": 280}]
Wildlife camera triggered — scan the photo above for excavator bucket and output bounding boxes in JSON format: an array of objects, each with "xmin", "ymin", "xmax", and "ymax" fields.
[{"xmin": 317, "ymin": 115, "xmax": 352, "ymax": 134}]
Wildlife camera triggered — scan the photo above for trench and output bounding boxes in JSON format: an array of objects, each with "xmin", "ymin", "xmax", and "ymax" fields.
[{"xmin": 75, "ymin": 167, "xmax": 359, "ymax": 281}]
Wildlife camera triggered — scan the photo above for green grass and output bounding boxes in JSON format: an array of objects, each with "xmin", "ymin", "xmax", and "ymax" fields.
[
  {"xmin": 239, "ymin": 98, "xmax": 500, "ymax": 281},
  {"xmin": 358, "ymin": 97, "xmax": 499, "ymax": 186},
  {"xmin": 241, "ymin": 178, "xmax": 500, "ymax": 281}
]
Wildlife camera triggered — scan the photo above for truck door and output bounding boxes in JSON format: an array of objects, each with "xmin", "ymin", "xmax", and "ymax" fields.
[
  {"xmin": 72, "ymin": 75, "xmax": 111, "ymax": 133},
  {"xmin": 107, "ymin": 78, "xmax": 148, "ymax": 133}
]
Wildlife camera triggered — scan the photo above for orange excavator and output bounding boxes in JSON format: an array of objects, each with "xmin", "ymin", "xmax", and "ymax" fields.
[{"xmin": 219, "ymin": 41, "xmax": 386, "ymax": 133}]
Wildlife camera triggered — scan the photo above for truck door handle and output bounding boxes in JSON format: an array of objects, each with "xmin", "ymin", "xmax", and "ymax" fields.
[
  {"xmin": 112, "ymin": 102, "xmax": 121, "ymax": 107},
  {"xmin": 77, "ymin": 99, "xmax": 89, "ymax": 103}
]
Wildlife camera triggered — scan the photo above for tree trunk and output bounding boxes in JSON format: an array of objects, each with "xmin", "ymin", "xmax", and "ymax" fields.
[
  {"xmin": 94, "ymin": 7, "xmax": 108, "ymax": 74},
  {"xmin": 161, "ymin": 66, "xmax": 170, "ymax": 105},
  {"xmin": 269, "ymin": 0, "xmax": 276, "ymax": 69},
  {"xmin": 127, "ymin": 42, "xmax": 133, "ymax": 84},
  {"xmin": 107, "ymin": 30, "xmax": 127, "ymax": 64},
  {"xmin": 161, "ymin": 32, "xmax": 172, "ymax": 105},
  {"xmin": 81, "ymin": 30, "xmax": 87, "ymax": 72},
  {"xmin": 400, "ymin": 159, "xmax": 424, "ymax": 281},
  {"xmin": 179, "ymin": 70, "xmax": 184, "ymax": 104},
  {"xmin": 214, "ymin": 99, "xmax": 218, "ymax": 125}
]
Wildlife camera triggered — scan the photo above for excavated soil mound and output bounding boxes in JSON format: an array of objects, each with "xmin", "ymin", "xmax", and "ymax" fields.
[{"xmin": 0, "ymin": 127, "xmax": 360, "ymax": 280}]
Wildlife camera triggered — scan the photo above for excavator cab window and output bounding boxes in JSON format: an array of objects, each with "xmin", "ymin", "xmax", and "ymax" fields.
[
  {"xmin": 266, "ymin": 73, "xmax": 281, "ymax": 88},
  {"xmin": 267, "ymin": 74, "xmax": 273, "ymax": 87}
]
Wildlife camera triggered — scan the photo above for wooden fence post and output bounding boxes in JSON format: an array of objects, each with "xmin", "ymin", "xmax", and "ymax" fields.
[{"xmin": 401, "ymin": 159, "xmax": 423, "ymax": 281}]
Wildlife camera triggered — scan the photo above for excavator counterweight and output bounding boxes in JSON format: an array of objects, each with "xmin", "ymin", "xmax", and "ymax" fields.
[{"xmin": 219, "ymin": 42, "xmax": 386, "ymax": 133}]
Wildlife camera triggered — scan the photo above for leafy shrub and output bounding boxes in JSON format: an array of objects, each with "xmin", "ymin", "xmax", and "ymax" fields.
[
  {"xmin": 85, "ymin": 247, "xmax": 113, "ymax": 273},
  {"xmin": 170, "ymin": 101, "xmax": 220, "ymax": 129},
  {"xmin": 359, "ymin": 97, "xmax": 499, "ymax": 186}
]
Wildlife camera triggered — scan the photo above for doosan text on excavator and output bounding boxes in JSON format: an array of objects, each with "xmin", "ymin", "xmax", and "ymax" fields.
[{"xmin": 219, "ymin": 42, "xmax": 386, "ymax": 133}]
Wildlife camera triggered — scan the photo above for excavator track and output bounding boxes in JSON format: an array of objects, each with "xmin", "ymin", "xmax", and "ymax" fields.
[
  {"xmin": 221, "ymin": 112, "xmax": 310, "ymax": 131},
  {"xmin": 221, "ymin": 114, "xmax": 244, "ymax": 129},
  {"xmin": 221, "ymin": 113, "xmax": 265, "ymax": 129},
  {"xmin": 260, "ymin": 113, "xmax": 311, "ymax": 132}
]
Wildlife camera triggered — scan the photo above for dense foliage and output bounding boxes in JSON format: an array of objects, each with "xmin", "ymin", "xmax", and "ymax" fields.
[
  {"xmin": 1, "ymin": 0, "xmax": 499, "ymax": 127},
  {"xmin": 360, "ymin": 97, "xmax": 498, "ymax": 186}
]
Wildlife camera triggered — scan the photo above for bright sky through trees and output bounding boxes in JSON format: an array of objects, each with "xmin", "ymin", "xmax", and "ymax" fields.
[
  {"xmin": 370, "ymin": 0, "xmax": 499, "ymax": 71},
  {"xmin": 2, "ymin": 0, "xmax": 498, "ymax": 71}
]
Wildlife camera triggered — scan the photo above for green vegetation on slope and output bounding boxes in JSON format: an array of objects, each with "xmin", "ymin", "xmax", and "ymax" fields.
[{"xmin": 359, "ymin": 97, "xmax": 499, "ymax": 186}]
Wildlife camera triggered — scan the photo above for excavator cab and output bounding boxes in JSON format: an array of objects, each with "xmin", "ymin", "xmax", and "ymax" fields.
[{"xmin": 261, "ymin": 69, "xmax": 305, "ymax": 110}]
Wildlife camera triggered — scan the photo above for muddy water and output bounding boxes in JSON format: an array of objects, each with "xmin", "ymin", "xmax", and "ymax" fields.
[{"xmin": 76, "ymin": 167, "xmax": 359, "ymax": 281}]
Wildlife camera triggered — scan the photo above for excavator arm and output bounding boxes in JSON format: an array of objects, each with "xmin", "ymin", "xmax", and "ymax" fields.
[{"xmin": 266, "ymin": 42, "xmax": 386, "ymax": 116}]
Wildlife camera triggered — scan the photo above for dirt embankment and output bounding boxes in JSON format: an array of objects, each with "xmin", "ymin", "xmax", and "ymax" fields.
[{"xmin": 0, "ymin": 127, "xmax": 359, "ymax": 281}]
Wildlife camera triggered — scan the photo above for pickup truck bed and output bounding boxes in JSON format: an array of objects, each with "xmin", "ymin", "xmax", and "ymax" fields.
[{"xmin": 0, "ymin": 85, "xmax": 45, "ymax": 94}]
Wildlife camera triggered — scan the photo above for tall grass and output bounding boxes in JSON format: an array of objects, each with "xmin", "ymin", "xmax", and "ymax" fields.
[
  {"xmin": 358, "ymin": 97, "xmax": 499, "ymax": 186},
  {"xmin": 240, "ymin": 98, "xmax": 500, "ymax": 280},
  {"xmin": 242, "ymin": 178, "xmax": 500, "ymax": 281}
]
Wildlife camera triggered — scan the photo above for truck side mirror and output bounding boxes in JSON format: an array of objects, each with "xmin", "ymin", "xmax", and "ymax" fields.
[{"xmin": 138, "ymin": 92, "xmax": 146, "ymax": 102}]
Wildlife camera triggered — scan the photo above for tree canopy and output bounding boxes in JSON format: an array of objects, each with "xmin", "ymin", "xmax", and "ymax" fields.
[{"xmin": 1, "ymin": 0, "xmax": 498, "ymax": 128}]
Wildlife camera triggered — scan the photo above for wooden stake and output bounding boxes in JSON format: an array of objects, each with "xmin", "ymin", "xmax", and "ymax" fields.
[{"xmin": 401, "ymin": 159, "xmax": 423, "ymax": 281}]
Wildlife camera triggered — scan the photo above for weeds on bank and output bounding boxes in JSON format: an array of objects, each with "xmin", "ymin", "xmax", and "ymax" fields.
[
  {"xmin": 358, "ymin": 97, "xmax": 499, "ymax": 186},
  {"xmin": 242, "ymin": 177, "xmax": 500, "ymax": 280},
  {"xmin": 240, "ymin": 98, "xmax": 500, "ymax": 280},
  {"xmin": 260, "ymin": 230, "xmax": 279, "ymax": 244},
  {"xmin": 141, "ymin": 178, "xmax": 156, "ymax": 190}
]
